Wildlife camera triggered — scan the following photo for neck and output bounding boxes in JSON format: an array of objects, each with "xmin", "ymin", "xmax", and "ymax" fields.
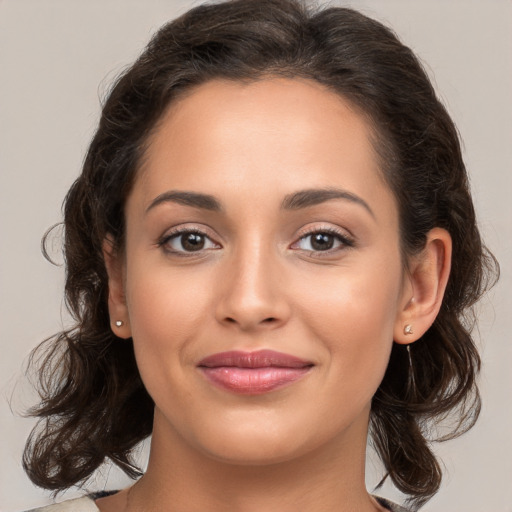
[{"xmin": 127, "ymin": 408, "xmax": 381, "ymax": 512}]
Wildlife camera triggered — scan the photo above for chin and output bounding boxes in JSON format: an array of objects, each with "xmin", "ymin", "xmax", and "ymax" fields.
[
  {"xmin": 185, "ymin": 411, "xmax": 352, "ymax": 468},
  {"xmin": 200, "ymin": 437, "xmax": 313, "ymax": 467}
]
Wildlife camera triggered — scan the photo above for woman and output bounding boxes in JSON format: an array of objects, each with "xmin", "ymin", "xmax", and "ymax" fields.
[{"xmin": 18, "ymin": 0, "xmax": 498, "ymax": 510}]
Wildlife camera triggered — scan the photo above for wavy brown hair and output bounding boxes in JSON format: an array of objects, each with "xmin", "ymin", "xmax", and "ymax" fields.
[{"xmin": 23, "ymin": 0, "xmax": 498, "ymax": 508}]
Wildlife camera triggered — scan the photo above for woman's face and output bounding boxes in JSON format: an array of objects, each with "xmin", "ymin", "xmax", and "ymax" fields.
[{"xmin": 117, "ymin": 77, "xmax": 411, "ymax": 465}]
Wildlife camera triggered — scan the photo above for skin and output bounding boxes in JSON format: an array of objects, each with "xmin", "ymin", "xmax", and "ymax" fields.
[{"xmin": 100, "ymin": 77, "xmax": 451, "ymax": 512}]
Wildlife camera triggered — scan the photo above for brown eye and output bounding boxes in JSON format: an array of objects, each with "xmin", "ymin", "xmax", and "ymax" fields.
[
  {"xmin": 297, "ymin": 232, "xmax": 341, "ymax": 251},
  {"xmin": 181, "ymin": 233, "xmax": 205, "ymax": 251},
  {"xmin": 293, "ymin": 229, "xmax": 354, "ymax": 254},
  {"xmin": 162, "ymin": 230, "xmax": 219, "ymax": 254},
  {"xmin": 310, "ymin": 233, "xmax": 335, "ymax": 251}
]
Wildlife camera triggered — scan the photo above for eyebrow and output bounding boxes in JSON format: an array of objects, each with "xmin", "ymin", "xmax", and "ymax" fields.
[
  {"xmin": 281, "ymin": 188, "xmax": 375, "ymax": 218},
  {"xmin": 146, "ymin": 190, "xmax": 222, "ymax": 213},
  {"xmin": 145, "ymin": 187, "xmax": 374, "ymax": 218}
]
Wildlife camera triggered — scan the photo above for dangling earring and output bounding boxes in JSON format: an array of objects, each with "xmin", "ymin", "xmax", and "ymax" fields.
[
  {"xmin": 115, "ymin": 320, "xmax": 124, "ymax": 327},
  {"xmin": 403, "ymin": 324, "xmax": 413, "ymax": 335},
  {"xmin": 406, "ymin": 344, "xmax": 417, "ymax": 399}
]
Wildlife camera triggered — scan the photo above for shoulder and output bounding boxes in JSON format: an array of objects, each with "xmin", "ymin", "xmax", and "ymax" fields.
[
  {"xmin": 22, "ymin": 494, "xmax": 101, "ymax": 512},
  {"xmin": 24, "ymin": 492, "xmax": 408, "ymax": 512}
]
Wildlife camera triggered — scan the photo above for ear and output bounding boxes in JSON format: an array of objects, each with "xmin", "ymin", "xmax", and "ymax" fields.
[
  {"xmin": 394, "ymin": 227, "xmax": 452, "ymax": 344},
  {"xmin": 102, "ymin": 236, "xmax": 132, "ymax": 339}
]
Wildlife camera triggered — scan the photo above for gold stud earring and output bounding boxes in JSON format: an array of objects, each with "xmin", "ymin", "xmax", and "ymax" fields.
[
  {"xmin": 404, "ymin": 324, "xmax": 413, "ymax": 335},
  {"xmin": 115, "ymin": 320, "xmax": 124, "ymax": 327}
]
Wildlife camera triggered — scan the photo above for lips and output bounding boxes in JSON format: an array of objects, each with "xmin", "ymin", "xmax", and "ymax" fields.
[{"xmin": 197, "ymin": 350, "xmax": 313, "ymax": 395}]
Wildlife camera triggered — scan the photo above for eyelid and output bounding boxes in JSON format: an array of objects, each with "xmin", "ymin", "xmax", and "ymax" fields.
[
  {"xmin": 290, "ymin": 224, "xmax": 355, "ymax": 254},
  {"xmin": 157, "ymin": 224, "xmax": 222, "ymax": 255},
  {"xmin": 155, "ymin": 223, "xmax": 354, "ymax": 257},
  {"xmin": 297, "ymin": 224, "xmax": 354, "ymax": 241}
]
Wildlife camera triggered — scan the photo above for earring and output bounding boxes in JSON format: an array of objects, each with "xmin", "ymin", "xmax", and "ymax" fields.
[
  {"xmin": 115, "ymin": 320, "xmax": 124, "ymax": 327},
  {"xmin": 406, "ymin": 344, "xmax": 417, "ymax": 398},
  {"xmin": 403, "ymin": 324, "xmax": 413, "ymax": 335}
]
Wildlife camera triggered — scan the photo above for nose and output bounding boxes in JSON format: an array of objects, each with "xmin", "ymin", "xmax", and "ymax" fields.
[{"xmin": 214, "ymin": 242, "xmax": 291, "ymax": 331}]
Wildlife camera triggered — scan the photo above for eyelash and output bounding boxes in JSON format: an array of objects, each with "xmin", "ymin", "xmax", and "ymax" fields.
[
  {"xmin": 157, "ymin": 227, "xmax": 220, "ymax": 257},
  {"xmin": 157, "ymin": 226, "xmax": 355, "ymax": 257},
  {"xmin": 293, "ymin": 226, "xmax": 355, "ymax": 256}
]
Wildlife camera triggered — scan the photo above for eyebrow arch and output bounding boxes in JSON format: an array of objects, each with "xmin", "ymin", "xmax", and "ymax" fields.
[
  {"xmin": 146, "ymin": 190, "xmax": 222, "ymax": 213},
  {"xmin": 281, "ymin": 188, "xmax": 375, "ymax": 218},
  {"xmin": 145, "ymin": 187, "xmax": 374, "ymax": 218}
]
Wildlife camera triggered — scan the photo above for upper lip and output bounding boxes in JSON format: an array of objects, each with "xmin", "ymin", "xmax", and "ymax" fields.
[{"xmin": 198, "ymin": 349, "xmax": 313, "ymax": 369}]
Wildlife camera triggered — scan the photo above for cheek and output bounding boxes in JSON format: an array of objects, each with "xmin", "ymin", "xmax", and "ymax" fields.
[
  {"xmin": 124, "ymin": 261, "xmax": 214, "ymax": 391},
  {"xmin": 126, "ymin": 262, "xmax": 210, "ymax": 339},
  {"xmin": 297, "ymin": 262, "xmax": 402, "ymax": 398},
  {"xmin": 299, "ymin": 255, "xmax": 401, "ymax": 334}
]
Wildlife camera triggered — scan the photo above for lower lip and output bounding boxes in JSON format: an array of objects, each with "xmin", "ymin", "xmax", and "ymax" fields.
[{"xmin": 199, "ymin": 367, "xmax": 311, "ymax": 395}]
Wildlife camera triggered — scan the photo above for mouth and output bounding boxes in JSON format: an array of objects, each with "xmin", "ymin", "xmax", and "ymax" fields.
[{"xmin": 197, "ymin": 349, "xmax": 314, "ymax": 395}]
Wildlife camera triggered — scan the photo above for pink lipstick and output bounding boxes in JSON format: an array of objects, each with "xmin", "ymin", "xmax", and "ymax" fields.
[{"xmin": 198, "ymin": 350, "xmax": 313, "ymax": 395}]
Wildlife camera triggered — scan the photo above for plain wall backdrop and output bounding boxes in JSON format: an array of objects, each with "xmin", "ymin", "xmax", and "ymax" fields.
[{"xmin": 1, "ymin": 1, "xmax": 511, "ymax": 511}]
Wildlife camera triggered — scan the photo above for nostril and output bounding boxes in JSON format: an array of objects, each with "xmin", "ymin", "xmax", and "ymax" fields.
[{"xmin": 220, "ymin": 315, "xmax": 282, "ymax": 328}]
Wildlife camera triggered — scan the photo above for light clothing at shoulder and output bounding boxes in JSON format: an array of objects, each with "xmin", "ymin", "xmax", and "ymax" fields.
[
  {"xmin": 24, "ymin": 494, "xmax": 411, "ymax": 512},
  {"xmin": 24, "ymin": 496, "xmax": 99, "ymax": 512}
]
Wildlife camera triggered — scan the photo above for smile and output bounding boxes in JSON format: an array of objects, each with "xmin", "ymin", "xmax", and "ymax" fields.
[{"xmin": 197, "ymin": 349, "xmax": 314, "ymax": 395}]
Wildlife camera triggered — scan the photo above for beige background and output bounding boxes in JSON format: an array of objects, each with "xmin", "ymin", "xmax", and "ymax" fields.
[{"xmin": 1, "ymin": 1, "xmax": 511, "ymax": 511}]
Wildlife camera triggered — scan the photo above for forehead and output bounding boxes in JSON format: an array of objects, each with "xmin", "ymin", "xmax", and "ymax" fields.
[{"xmin": 131, "ymin": 77, "xmax": 396, "ymax": 222}]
